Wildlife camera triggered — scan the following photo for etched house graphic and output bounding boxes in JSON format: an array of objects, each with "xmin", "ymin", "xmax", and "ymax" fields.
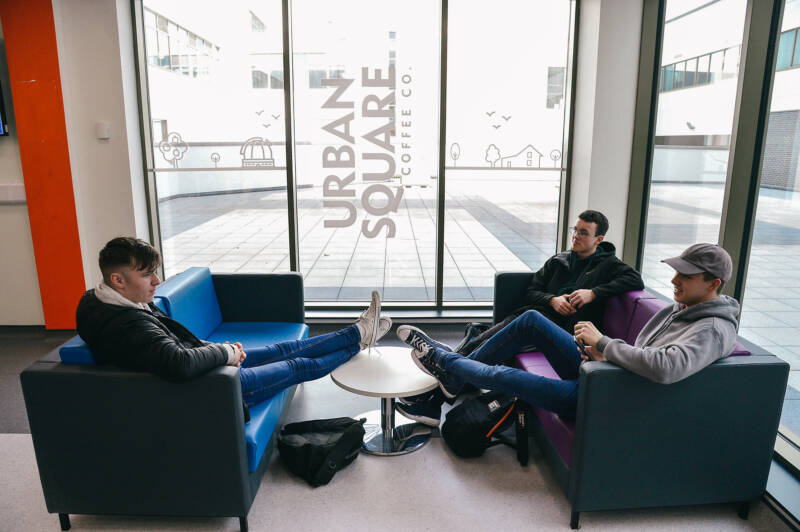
[
  {"xmin": 240, "ymin": 137, "xmax": 276, "ymax": 167},
  {"xmin": 500, "ymin": 144, "xmax": 543, "ymax": 168}
]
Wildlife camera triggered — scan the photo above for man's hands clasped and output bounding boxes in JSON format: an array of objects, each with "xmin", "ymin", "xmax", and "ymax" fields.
[
  {"xmin": 225, "ymin": 341, "xmax": 247, "ymax": 367},
  {"xmin": 550, "ymin": 289, "xmax": 597, "ymax": 316}
]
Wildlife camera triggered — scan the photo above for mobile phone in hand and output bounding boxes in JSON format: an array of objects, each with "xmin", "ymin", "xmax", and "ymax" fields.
[{"xmin": 575, "ymin": 337, "xmax": 588, "ymax": 358}]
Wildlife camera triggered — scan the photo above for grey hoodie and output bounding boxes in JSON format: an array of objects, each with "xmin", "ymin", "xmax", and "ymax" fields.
[{"xmin": 595, "ymin": 295, "xmax": 740, "ymax": 384}]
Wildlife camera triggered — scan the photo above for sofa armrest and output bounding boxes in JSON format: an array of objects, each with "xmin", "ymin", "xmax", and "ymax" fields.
[
  {"xmin": 20, "ymin": 362, "xmax": 252, "ymax": 517},
  {"xmin": 212, "ymin": 272, "xmax": 304, "ymax": 323},
  {"xmin": 568, "ymin": 355, "xmax": 789, "ymax": 512},
  {"xmin": 494, "ymin": 272, "xmax": 535, "ymax": 324}
]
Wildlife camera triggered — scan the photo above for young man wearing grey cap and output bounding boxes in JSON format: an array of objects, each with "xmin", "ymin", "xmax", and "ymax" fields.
[{"xmin": 396, "ymin": 243, "xmax": 740, "ymax": 424}]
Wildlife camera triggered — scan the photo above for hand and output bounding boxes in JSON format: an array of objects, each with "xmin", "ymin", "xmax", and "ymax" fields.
[
  {"xmin": 584, "ymin": 345, "xmax": 606, "ymax": 362},
  {"xmin": 567, "ymin": 289, "xmax": 596, "ymax": 309},
  {"xmin": 226, "ymin": 341, "xmax": 247, "ymax": 367},
  {"xmin": 574, "ymin": 321, "xmax": 603, "ymax": 347},
  {"xmin": 550, "ymin": 295, "xmax": 576, "ymax": 316}
]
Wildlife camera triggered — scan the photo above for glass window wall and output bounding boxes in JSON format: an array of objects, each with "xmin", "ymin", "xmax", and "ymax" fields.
[
  {"xmin": 443, "ymin": 0, "xmax": 573, "ymax": 301},
  {"xmin": 739, "ymin": 0, "xmax": 800, "ymax": 445},
  {"xmin": 291, "ymin": 0, "xmax": 441, "ymax": 301},
  {"xmin": 142, "ymin": 0, "xmax": 290, "ymax": 280},
  {"xmin": 640, "ymin": 0, "xmax": 747, "ymax": 297},
  {"xmin": 138, "ymin": 0, "xmax": 575, "ymax": 304}
]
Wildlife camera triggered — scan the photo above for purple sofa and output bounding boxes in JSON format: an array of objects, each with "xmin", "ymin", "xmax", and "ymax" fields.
[{"xmin": 494, "ymin": 272, "xmax": 789, "ymax": 529}]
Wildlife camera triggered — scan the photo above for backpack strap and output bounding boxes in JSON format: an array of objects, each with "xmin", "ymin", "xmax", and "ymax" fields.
[
  {"xmin": 310, "ymin": 420, "xmax": 365, "ymax": 486},
  {"xmin": 485, "ymin": 398, "xmax": 517, "ymax": 438},
  {"xmin": 281, "ymin": 417, "xmax": 356, "ymax": 436}
]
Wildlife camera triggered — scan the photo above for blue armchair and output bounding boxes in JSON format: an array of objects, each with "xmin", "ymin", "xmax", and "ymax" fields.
[{"xmin": 21, "ymin": 268, "xmax": 308, "ymax": 532}]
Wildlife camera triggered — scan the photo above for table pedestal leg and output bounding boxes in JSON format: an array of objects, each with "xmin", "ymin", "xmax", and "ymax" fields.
[{"xmin": 358, "ymin": 398, "xmax": 432, "ymax": 456}]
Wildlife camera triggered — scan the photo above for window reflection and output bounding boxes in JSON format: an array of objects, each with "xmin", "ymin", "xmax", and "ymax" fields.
[
  {"xmin": 640, "ymin": 0, "xmax": 746, "ymax": 297},
  {"xmin": 740, "ymin": 0, "xmax": 800, "ymax": 445}
]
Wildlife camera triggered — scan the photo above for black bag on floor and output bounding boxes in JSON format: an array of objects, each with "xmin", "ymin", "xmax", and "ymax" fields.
[
  {"xmin": 277, "ymin": 417, "xmax": 366, "ymax": 486},
  {"xmin": 441, "ymin": 392, "xmax": 518, "ymax": 458}
]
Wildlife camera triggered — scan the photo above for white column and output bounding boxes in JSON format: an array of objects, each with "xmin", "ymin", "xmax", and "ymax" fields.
[
  {"xmin": 569, "ymin": 0, "xmax": 643, "ymax": 253},
  {"xmin": 52, "ymin": 0, "xmax": 148, "ymax": 289}
]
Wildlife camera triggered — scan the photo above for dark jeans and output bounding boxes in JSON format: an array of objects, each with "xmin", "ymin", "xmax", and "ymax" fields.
[
  {"xmin": 439, "ymin": 310, "xmax": 581, "ymax": 418},
  {"xmin": 239, "ymin": 325, "xmax": 361, "ymax": 407}
]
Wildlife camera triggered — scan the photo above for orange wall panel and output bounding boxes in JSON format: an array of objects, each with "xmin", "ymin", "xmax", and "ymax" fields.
[{"xmin": 0, "ymin": 0, "xmax": 85, "ymax": 329}]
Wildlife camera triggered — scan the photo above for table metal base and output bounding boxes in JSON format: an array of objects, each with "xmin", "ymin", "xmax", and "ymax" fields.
[{"xmin": 357, "ymin": 397, "xmax": 432, "ymax": 456}]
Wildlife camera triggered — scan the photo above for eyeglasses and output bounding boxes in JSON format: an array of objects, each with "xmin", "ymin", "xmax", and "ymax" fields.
[{"xmin": 570, "ymin": 227, "xmax": 595, "ymax": 238}]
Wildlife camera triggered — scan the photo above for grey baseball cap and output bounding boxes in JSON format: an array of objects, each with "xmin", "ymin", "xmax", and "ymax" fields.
[{"xmin": 661, "ymin": 243, "xmax": 733, "ymax": 282}]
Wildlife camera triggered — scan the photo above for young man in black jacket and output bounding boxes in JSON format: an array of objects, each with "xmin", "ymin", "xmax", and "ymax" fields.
[
  {"xmin": 458, "ymin": 210, "xmax": 643, "ymax": 354},
  {"xmin": 76, "ymin": 237, "xmax": 390, "ymax": 408}
]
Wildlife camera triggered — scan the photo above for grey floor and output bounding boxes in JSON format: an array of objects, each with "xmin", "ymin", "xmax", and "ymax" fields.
[{"xmin": 0, "ymin": 325, "xmax": 791, "ymax": 531}]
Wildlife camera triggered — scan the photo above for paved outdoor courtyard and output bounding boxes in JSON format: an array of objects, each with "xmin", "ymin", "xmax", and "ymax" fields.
[{"xmin": 158, "ymin": 179, "xmax": 799, "ymax": 437}]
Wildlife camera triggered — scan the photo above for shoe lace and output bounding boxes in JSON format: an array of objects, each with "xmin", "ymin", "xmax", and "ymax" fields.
[{"xmin": 408, "ymin": 334, "xmax": 433, "ymax": 353}]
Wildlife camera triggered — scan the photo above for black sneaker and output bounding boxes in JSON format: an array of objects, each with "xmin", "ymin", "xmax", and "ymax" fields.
[
  {"xmin": 396, "ymin": 325, "xmax": 453, "ymax": 353},
  {"xmin": 398, "ymin": 387, "xmax": 445, "ymax": 406},
  {"xmin": 396, "ymin": 400, "xmax": 442, "ymax": 427},
  {"xmin": 397, "ymin": 326, "xmax": 462, "ymax": 399}
]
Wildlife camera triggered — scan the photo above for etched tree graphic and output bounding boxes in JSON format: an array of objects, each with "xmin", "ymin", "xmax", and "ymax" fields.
[
  {"xmin": 550, "ymin": 149, "xmax": 562, "ymax": 168},
  {"xmin": 485, "ymin": 144, "xmax": 501, "ymax": 168},
  {"xmin": 158, "ymin": 132, "xmax": 188, "ymax": 168},
  {"xmin": 450, "ymin": 143, "xmax": 461, "ymax": 167},
  {"xmin": 211, "ymin": 152, "xmax": 221, "ymax": 168}
]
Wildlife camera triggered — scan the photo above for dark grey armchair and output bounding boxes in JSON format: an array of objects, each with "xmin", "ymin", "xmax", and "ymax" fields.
[{"xmin": 495, "ymin": 271, "xmax": 790, "ymax": 528}]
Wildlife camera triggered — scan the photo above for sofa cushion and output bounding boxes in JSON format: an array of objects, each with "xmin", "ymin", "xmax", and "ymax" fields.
[
  {"xmin": 603, "ymin": 291, "xmax": 667, "ymax": 344},
  {"xmin": 513, "ymin": 352, "xmax": 576, "ymax": 467},
  {"xmin": 244, "ymin": 387, "xmax": 290, "ymax": 472},
  {"xmin": 153, "ymin": 296, "xmax": 168, "ymax": 314},
  {"xmin": 626, "ymin": 297, "xmax": 670, "ymax": 343},
  {"xmin": 155, "ymin": 267, "xmax": 222, "ymax": 339},
  {"xmin": 59, "ymin": 336, "xmax": 96, "ymax": 364},
  {"xmin": 205, "ymin": 322, "xmax": 310, "ymax": 350}
]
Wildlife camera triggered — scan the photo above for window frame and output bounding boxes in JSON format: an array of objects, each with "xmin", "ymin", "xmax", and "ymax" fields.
[
  {"xmin": 131, "ymin": 0, "xmax": 579, "ymax": 310},
  {"xmin": 623, "ymin": 0, "xmax": 800, "ymax": 504}
]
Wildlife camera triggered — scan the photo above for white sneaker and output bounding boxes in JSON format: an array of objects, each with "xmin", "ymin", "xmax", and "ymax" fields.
[
  {"xmin": 360, "ymin": 317, "xmax": 392, "ymax": 350},
  {"xmin": 357, "ymin": 291, "xmax": 391, "ymax": 349}
]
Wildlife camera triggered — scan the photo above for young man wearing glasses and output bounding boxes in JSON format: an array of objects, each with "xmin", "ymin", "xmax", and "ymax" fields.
[
  {"xmin": 397, "ymin": 210, "xmax": 644, "ymax": 424},
  {"xmin": 457, "ymin": 210, "xmax": 643, "ymax": 355}
]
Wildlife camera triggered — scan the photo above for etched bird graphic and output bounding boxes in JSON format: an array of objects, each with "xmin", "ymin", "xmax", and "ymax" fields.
[
  {"xmin": 492, "ymin": 125, "xmax": 501, "ymax": 129},
  {"xmin": 272, "ymin": 114, "xmax": 281, "ymax": 120},
  {"xmin": 502, "ymin": 115, "xmax": 512, "ymax": 121},
  {"xmin": 262, "ymin": 124, "xmax": 271, "ymax": 128},
  {"xmin": 255, "ymin": 110, "xmax": 264, "ymax": 116},
  {"xmin": 486, "ymin": 111, "xmax": 496, "ymax": 117}
]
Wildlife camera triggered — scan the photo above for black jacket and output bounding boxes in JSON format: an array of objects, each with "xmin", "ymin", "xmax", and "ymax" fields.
[
  {"xmin": 523, "ymin": 241, "xmax": 644, "ymax": 330},
  {"xmin": 76, "ymin": 290, "xmax": 229, "ymax": 381}
]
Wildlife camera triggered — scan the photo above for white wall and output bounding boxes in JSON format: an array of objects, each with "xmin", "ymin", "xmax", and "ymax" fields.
[
  {"xmin": 568, "ymin": 0, "xmax": 643, "ymax": 253},
  {"xmin": 0, "ymin": 24, "xmax": 44, "ymax": 326},
  {"xmin": 52, "ymin": 0, "xmax": 149, "ymax": 290}
]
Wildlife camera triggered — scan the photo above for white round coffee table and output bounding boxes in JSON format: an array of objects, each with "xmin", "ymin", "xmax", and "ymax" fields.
[{"xmin": 331, "ymin": 345, "xmax": 439, "ymax": 455}]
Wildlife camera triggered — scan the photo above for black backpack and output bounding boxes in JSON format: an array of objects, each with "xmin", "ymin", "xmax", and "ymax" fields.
[
  {"xmin": 441, "ymin": 392, "xmax": 520, "ymax": 458},
  {"xmin": 277, "ymin": 417, "xmax": 366, "ymax": 486}
]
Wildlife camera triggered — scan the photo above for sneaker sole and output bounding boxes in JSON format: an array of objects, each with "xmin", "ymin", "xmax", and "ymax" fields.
[
  {"xmin": 410, "ymin": 350, "xmax": 458, "ymax": 400},
  {"xmin": 395, "ymin": 405, "xmax": 440, "ymax": 427},
  {"xmin": 370, "ymin": 291, "xmax": 381, "ymax": 347}
]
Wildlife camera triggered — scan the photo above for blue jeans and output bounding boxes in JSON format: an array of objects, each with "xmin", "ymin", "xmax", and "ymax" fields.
[
  {"xmin": 438, "ymin": 310, "xmax": 581, "ymax": 418},
  {"xmin": 239, "ymin": 325, "xmax": 361, "ymax": 407}
]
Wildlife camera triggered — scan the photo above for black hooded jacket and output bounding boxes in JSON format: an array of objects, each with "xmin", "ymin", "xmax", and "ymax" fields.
[
  {"xmin": 76, "ymin": 289, "xmax": 229, "ymax": 381},
  {"xmin": 523, "ymin": 241, "xmax": 644, "ymax": 331}
]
